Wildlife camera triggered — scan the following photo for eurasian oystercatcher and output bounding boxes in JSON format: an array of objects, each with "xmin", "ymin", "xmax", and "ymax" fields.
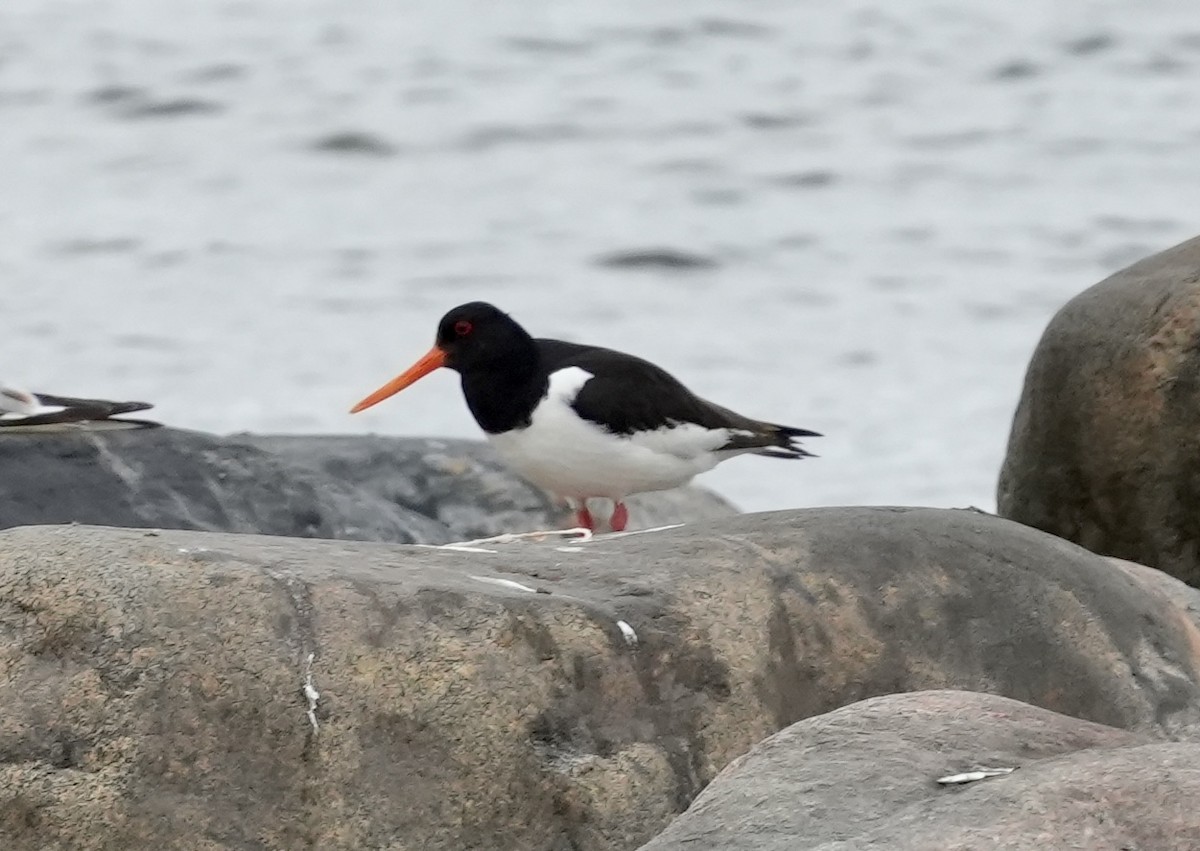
[
  {"xmin": 350, "ymin": 302, "xmax": 820, "ymax": 532},
  {"xmin": 0, "ymin": 383, "xmax": 158, "ymax": 430}
]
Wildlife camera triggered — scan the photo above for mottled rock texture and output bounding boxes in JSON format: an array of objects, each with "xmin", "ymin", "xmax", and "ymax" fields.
[
  {"xmin": 0, "ymin": 429, "xmax": 735, "ymax": 544},
  {"xmin": 639, "ymin": 690, "xmax": 1200, "ymax": 851},
  {"xmin": 2, "ymin": 507, "xmax": 1200, "ymax": 850},
  {"xmin": 999, "ymin": 233, "xmax": 1200, "ymax": 586}
]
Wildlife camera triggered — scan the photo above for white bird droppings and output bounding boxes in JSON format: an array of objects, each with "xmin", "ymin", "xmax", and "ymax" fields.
[
  {"xmin": 602, "ymin": 523, "xmax": 686, "ymax": 539},
  {"xmin": 414, "ymin": 528, "xmax": 593, "ymax": 555},
  {"xmin": 469, "ymin": 575, "xmax": 540, "ymax": 594},
  {"xmin": 413, "ymin": 543, "xmax": 499, "ymax": 554},
  {"xmin": 452, "ymin": 528, "xmax": 593, "ymax": 547},
  {"xmin": 303, "ymin": 652, "xmax": 320, "ymax": 734},
  {"xmin": 936, "ymin": 767, "xmax": 1014, "ymax": 785}
]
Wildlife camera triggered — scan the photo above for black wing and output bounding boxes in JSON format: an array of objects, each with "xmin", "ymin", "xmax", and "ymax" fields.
[{"xmin": 536, "ymin": 339, "xmax": 819, "ymax": 457}]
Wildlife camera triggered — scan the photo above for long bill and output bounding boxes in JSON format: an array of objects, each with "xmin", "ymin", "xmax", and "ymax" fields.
[{"xmin": 350, "ymin": 346, "xmax": 447, "ymax": 413}]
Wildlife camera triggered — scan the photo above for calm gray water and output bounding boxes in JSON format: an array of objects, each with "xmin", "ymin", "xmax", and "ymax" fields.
[{"xmin": 3, "ymin": 0, "xmax": 1198, "ymax": 512}]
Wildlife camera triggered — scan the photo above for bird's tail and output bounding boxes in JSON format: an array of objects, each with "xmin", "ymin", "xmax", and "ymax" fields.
[
  {"xmin": 0, "ymin": 394, "xmax": 155, "ymax": 428},
  {"xmin": 750, "ymin": 424, "xmax": 821, "ymax": 459},
  {"xmin": 33, "ymin": 395, "xmax": 153, "ymax": 418}
]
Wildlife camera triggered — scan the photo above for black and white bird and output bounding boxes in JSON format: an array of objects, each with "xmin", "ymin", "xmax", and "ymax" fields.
[
  {"xmin": 350, "ymin": 302, "xmax": 819, "ymax": 532},
  {"xmin": 0, "ymin": 383, "xmax": 158, "ymax": 431}
]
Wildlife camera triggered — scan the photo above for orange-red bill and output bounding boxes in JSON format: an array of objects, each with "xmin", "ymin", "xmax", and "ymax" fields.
[{"xmin": 350, "ymin": 346, "xmax": 447, "ymax": 413}]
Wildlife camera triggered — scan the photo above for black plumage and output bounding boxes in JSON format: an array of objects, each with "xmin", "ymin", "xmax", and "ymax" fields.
[{"xmin": 537, "ymin": 339, "xmax": 818, "ymax": 457}]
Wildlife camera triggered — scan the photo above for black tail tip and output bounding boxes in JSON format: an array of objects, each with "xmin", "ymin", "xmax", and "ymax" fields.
[
  {"xmin": 781, "ymin": 426, "xmax": 821, "ymax": 439},
  {"xmin": 782, "ymin": 424, "xmax": 820, "ymax": 439}
]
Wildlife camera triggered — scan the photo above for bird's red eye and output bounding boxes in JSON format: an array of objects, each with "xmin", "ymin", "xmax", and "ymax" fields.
[{"xmin": 454, "ymin": 320, "xmax": 473, "ymax": 336}]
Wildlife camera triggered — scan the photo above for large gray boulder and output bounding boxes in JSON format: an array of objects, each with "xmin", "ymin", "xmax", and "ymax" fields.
[
  {"xmin": 639, "ymin": 690, "xmax": 1200, "ymax": 851},
  {"xmin": 2, "ymin": 507, "xmax": 1200, "ymax": 850},
  {"xmin": 999, "ymin": 233, "xmax": 1200, "ymax": 586},
  {"xmin": 0, "ymin": 429, "xmax": 735, "ymax": 543}
]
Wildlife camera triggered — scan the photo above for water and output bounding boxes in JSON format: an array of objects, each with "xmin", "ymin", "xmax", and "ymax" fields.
[{"xmin": 2, "ymin": 0, "xmax": 1198, "ymax": 512}]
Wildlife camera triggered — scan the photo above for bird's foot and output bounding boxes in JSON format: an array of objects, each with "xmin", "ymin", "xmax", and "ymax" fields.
[
  {"xmin": 610, "ymin": 501, "xmax": 629, "ymax": 533},
  {"xmin": 575, "ymin": 506, "xmax": 595, "ymax": 531}
]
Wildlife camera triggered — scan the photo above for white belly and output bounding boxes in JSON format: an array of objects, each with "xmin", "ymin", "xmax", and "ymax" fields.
[{"xmin": 485, "ymin": 367, "xmax": 739, "ymax": 500}]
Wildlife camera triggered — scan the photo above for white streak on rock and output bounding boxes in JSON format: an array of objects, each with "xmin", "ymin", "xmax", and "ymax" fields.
[
  {"xmin": 469, "ymin": 575, "xmax": 540, "ymax": 594},
  {"xmin": 936, "ymin": 767, "xmax": 1014, "ymax": 785},
  {"xmin": 411, "ymin": 528, "xmax": 592, "ymax": 555},
  {"xmin": 412, "ymin": 544, "xmax": 499, "ymax": 554},
  {"xmin": 616, "ymin": 620, "xmax": 638, "ymax": 646},
  {"xmin": 449, "ymin": 528, "xmax": 593, "ymax": 548},
  {"xmin": 303, "ymin": 652, "xmax": 320, "ymax": 734},
  {"xmin": 600, "ymin": 524, "xmax": 685, "ymax": 540}
]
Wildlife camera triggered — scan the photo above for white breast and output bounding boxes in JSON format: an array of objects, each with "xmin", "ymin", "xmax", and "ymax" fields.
[{"xmin": 486, "ymin": 366, "xmax": 743, "ymax": 500}]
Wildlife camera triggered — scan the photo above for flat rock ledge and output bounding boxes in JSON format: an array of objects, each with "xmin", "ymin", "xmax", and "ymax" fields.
[
  {"xmin": 2, "ymin": 507, "xmax": 1200, "ymax": 850},
  {"xmin": 0, "ymin": 429, "xmax": 736, "ymax": 543}
]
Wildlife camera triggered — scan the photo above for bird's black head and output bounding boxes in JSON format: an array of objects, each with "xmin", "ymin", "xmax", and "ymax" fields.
[
  {"xmin": 350, "ymin": 301, "xmax": 539, "ymax": 414},
  {"xmin": 434, "ymin": 302, "xmax": 534, "ymax": 374}
]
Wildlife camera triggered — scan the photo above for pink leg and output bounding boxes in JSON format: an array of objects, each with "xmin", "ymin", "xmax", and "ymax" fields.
[
  {"xmin": 575, "ymin": 505, "xmax": 595, "ymax": 531},
  {"xmin": 610, "ymin": 501, "xmax": 629, "ymax": 533}
]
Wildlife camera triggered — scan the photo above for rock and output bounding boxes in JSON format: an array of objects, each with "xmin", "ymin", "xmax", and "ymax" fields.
[
  {"xmin": 639, "ymin": 690, "xmax": 1200, "ymax": 851},
  {"xmin": 998, "ymin": 233, "xmax": 1200, "ymax": 586},
  {"xmin": 1106, "ymin": 555, "xmax": 1200, "ymax": 621},
  {"xmin": 234, "ymin": 434, "xmax": 738, "ymax": 539},
  {"xmin": 0, "ymin": 429, "xmax": 735, "ymax": 544},
  {"xmin": 2, "ymin": 507, "xmax": 1200, "ymax": 850},
  {"xmin": 0, "ymin": 427, "xmax": 447, "ymax": 543}
]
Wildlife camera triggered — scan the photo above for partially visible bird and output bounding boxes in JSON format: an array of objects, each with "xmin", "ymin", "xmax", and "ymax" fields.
[
  {"xmin": 0, "ymin": 383, "xmax": 158, "ymax": 431},
  {"xmin": 351, "ymin": 302, "xmax": 820, "ymax": 532}
]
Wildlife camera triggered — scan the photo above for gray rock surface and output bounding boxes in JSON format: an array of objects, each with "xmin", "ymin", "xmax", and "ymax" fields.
[
  {"xmin": 0, "ymin": 427, "xmax": 446, "ymax": 542},
  {"xmin": 639, "ymin": 690, "xmax": 1200, "ymax": 851},
  {"xmin": 0, "ymin": 429, "xmax": 736, "ymax": 544},
  {"xmin": 2, "ymin": 507, "xmax": 1200, "ymax": 850},
  {"xmin": 998, "ymin": 233, "xmax": 1200, "ymax": 586}
]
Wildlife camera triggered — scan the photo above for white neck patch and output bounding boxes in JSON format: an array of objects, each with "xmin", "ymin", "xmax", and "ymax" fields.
[{"xmin": 545, "ymin": 366, "xmax": 594, "ymax": 405}]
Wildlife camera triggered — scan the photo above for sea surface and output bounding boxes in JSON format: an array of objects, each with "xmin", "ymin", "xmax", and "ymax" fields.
[{"xmin": 3, "ymin": 0, "xmax": 1199, "ymax": 512}]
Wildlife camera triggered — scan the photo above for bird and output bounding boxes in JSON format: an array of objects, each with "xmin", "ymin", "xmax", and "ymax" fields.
[
  {"xmin": 0, "ymin": 382, "xmax": 158, "ymax": 430},
  {"xmin": 350, "ymin": 302, "xmax": 819, "ymax": 532}
]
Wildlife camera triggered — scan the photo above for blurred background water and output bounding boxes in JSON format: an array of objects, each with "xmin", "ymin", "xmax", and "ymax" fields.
[{"xmin": 2, "ymin": 0, "xmax": 1197, "ymax": 512}]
